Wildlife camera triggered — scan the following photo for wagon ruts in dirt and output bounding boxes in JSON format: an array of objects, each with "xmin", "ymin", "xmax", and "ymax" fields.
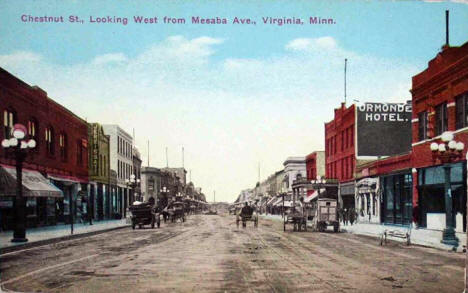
[
  {"xmin": 129, "ymin": 202, "xmax": 160, "ymax": 229},
  {"xmin": 310, "ymin": 198, "xmax": 339, "ymax": 232}
]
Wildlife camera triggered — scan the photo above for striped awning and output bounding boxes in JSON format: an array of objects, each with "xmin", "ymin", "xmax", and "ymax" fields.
[{"xmin": 0, "ymin": 165, "xmax": 63, "ymax": 198}]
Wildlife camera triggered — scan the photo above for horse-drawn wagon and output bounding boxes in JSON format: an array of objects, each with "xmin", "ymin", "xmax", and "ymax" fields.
[
  {"xmin": 236, "ymin": 204, "xmax": 258, "ymax": 228},
  {"xmin": 129, "ymin": 202, "xmax": 160, "ymax": 229},
  {"xmin": 310, "ymin": 198, "xmax": 339, "ymax": 232}
]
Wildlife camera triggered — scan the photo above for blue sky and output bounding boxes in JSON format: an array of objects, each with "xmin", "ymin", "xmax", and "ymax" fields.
[{"xmin": 1, "ymin": 0, "xmax": 468, "ymax": 202}]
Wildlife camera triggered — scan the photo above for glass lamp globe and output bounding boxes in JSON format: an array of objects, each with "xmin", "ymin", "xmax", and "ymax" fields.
[
  {"xmin": 430, "ymin": 142, "xmax": 439, "ymax": 151},
  {"xmin": 1, "ymin": 139, "xmax": 10, "ymax": 148},
  {"xmin": 13, "ymin": 129, "xmax": 26, "ymax": 139},
  {"xmin": 456, "ymin": 142, "xmax": 465, "ymax": 151},
  {"xmin": 9, "ymin": 137, "xmax": 18, "ymax": 147},
  {"xmin": 448, "ymin": 140, "xmax": 457, "ymax": 150},
  {"xmin": 441, "ymin": 131, "xmax": 454, "ymax": 142},
  {"xmin": 28, "ymin": 139, "xmax": 36, "ymax": 148},
  {"xmin": 438, "ymin": 143, "xmax": 446, "ymax": 153}
]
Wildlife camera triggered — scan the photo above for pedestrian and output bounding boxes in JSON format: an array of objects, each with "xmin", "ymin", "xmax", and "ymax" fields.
[
  {"xmin": 349, "ymin": 208, "xmax": 356, "ymax": 225},
  {"xmin": 343, "ymin": 208, "xmax": 348, "ymax": 226}
]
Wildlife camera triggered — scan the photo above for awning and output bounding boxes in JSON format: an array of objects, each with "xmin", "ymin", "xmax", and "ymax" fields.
[
  {"xmin": 0, "ymin": 165, "xmax": 63, "ymax": 198},
  {"xmin": 266, "ymin": 197, "xmax": 278, "ymax": 206},
  {"xmin": 304, "ymin": 188, "xmax": 325, "ymax": 203},
  {"xmin": 48, "ymin": 174, "xmax": 87, "ymax": 184}
]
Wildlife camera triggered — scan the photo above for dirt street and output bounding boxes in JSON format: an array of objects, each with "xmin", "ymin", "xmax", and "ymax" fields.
[{"xmin": 0, "ymin": 213, "xmax": 465, "ymax": 292}]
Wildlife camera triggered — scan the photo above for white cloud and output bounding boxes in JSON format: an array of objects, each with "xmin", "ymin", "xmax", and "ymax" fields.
[
  {"xmin": 0, "ymin": 35, "xmax": 419, "ymax": 202},
  {"xmin": 92, "ymin": 53, "xmax": 128, "ymax": 65}
]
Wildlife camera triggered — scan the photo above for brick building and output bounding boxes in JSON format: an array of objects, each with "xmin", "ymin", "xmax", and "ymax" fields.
[
  {"xmin": 411, "ymin": 42, "xmax": 468, "ymax": 233},
  {"xmin": 305, "ymin": 151, "xmax": 325, "ymax": 195},
  {"xmin": 0, "ymin": 67, "xmax": 89, "ymax": 229},
  {"xmin": 325, "ymin": 103, "xmax": 356, "ymax": 209}
]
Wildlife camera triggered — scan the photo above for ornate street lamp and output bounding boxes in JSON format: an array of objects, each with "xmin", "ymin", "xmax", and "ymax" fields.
[
  {"xmin": 125, "ymin": 174, "xmax": 141, "ymax": 203},
  {"xmin": 2, "ymin": 124, "xmax": 36, "ymax": 242},
  {"xmin": 430, "ymin": 131, "xmax": 464, "ymax": 246}
]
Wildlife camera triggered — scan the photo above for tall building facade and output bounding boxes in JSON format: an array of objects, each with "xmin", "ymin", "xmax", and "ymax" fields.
[
  {"xmin": 102, "ymin": 125, "xmax": 133, "ymax": 218},
  {"xmin": 0, "ymin": 68, "xmax": 88, "ymax": 229}
]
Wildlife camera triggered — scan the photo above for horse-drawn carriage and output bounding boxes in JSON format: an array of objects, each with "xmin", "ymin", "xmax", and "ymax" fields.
[
  {"xmin": 129, "ymin": 201, "xmax": 160, "ymax": 229},
  {"xmin": 236, "ymin": 205, "xmax": 258, "ymax": 228},
  {"xmin": 168, "ymin": 201, "xmax": 186, "ymax": 223},
  {"xmin": 310, "ymin": 198, "xmax": 339, "ymax": 232},
  {"xmin": 283, "ymin": 208, "xmax": 307, "ymax": 232}
]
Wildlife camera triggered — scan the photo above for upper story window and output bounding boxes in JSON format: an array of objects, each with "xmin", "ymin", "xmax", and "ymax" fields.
[
  {"xmin": 455, "ymin": 92, "xmax": 468, "ymax": 130},
  {"xmin": 435, "ymin": 103, "xmax": 448, "ymax": 136},
  {"xmin": 418, "ymin": 111, "xmax": 428, "ymax": 141},
  {"xmin": 59, "ymin": 133, "xmax": 67, "ymax": 161},
  {"xmin": 76, "ymin": 140, "xmax": 83, "ymax": 166},
  {"xmin": 45, "ymin": 126, "xmax": 54, "ymax": 155},
  {"xmin": 3, "ymin": 109, "xmax": 16, "ymax": 139}
]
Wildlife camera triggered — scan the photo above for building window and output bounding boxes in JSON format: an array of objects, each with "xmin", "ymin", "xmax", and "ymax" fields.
[
  {"xmin": 435, "ymin": 103, "xmax": 448, "ymax": 136},
  {"xmin": 59, "ymin": 133, "xmax": 67, "ymax": 161},
  {"xmin": 45, "ymin": 127, "xmax": 54, "ymax": 155},
  {"xmin": 3, "ymin": 109, "xmax": 16, "ymax": 139},
  {"xmin": 27, "ymin": 119, "xmax": 37, "ymax": 139},
  {"xmin": 77, "ymin": 140, "xmax": 83, "ymax": 166},
  {"xmin": 455, "ymin": 92, "xmax": 468, "ymax": 130},
  {"xmin": 418, "ymin": 111, "xmax": 428, "ymax": 141}
]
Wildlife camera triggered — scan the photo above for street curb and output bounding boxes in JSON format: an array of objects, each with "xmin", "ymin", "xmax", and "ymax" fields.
[{"xmin": 0, "ymin": 224, "xmax": 130, "ymax": 255}]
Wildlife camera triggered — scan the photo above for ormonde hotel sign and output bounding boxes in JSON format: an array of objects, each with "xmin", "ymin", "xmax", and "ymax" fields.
[{"xmin": 356, "ymin": 101, "xmax": 412, "ymax": 157}]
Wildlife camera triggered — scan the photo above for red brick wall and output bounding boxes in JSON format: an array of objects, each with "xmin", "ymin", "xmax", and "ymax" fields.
[
  {"xmin": 410, "ymin": 42, "xmax": 468, "ymax": 224},
  {"xmin": 306, "ymin": 152, "xmax": 317, "ymax": 180},
  {"xmin": 325, "ymin": 103, "xmax": 356, "ymax": 183},
  {"xmin": 0, "ymin": 68, "xmax": 89, "ymax": 181}
]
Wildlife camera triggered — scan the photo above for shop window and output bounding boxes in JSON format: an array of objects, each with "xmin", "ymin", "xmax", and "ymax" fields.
[
  {"xmin": 418, "ymin": 111, "xmax": 428, "ymax": 141},
  {"xmin": 59, "ymin": 133, "xmax": 67, "ymax": 161},
  {"xmin": 45, "ymin": 126, "xmax": 54, "ymax": 155},
  {"xmin": 435, "ymin": 102, "xmax": 448, "ymax": 136},
  {"xmin": 3, "ymin": 109, "xmax": 16, "ymax": 139},
  {"xmin": 455, "ymin": 92, "xmax": 468, "ymax": 129}
]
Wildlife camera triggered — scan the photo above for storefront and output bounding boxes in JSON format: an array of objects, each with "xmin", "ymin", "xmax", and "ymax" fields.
[
  {"xmin": 356, "ymin": 177, "xmax": 380, "ymax": 223},
  {"xmin": 381, "ymin": 171, "xmax": 413, "ymax": 226},
  {"xmin": 417, "ymin": 162, "xmax": 466, "ymax": 232},
  {"xmin": 0, "ymin": 165, "xmax": 63, "ymax": 230},
  {"xmin": 339, "ymin": 182, "xmax": 355, "ymax": 210}
]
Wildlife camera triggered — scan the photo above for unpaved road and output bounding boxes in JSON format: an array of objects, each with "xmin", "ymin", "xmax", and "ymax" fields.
[{"xmin": 0, "ymin": 213, "xmax": 465, "ymax": 292}]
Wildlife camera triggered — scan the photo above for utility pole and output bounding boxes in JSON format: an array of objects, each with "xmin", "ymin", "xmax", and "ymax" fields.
[
  {"xmin": 166, "ymin": 147, "xmax": 168, "ymax": 168},
  {"xmin": 344, "ymin": 58, "xmax": 347, "ymax": 105}
]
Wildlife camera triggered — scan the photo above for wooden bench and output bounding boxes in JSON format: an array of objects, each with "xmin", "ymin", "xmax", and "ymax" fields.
[{"xmin": 380, "ymin": 226, "xmax": 411, "ymax": 246}]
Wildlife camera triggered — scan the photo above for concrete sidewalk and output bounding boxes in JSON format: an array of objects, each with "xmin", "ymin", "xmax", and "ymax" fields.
[
  {"xmin": 1, "ymin": 219, "xmax": 129, "ymax": 253},
  {"xmin": 260, "ymin": 214, "xmax": 466, "ymax": 252}
]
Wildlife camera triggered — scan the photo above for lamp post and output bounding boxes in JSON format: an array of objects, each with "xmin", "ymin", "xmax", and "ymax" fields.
[
  {"xmin": 2, "ymin": 124, "xmax": 36, "ymax": 242},
  {"xmin": 125, "ymin": 174, "xmax": 141, "ymax": 203},
  {"xmin": 429, "ymin": 131, "xmax": 464, "ymax": 246}
]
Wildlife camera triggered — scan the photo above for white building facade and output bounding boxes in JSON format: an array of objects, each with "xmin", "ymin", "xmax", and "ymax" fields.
[{"xmin": 102, "ymin": 125, "xmax": 133, "ymax": 218}]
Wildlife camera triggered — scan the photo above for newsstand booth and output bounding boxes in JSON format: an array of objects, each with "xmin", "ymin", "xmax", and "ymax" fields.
[{"xmin": 0, "ymin": 165, "xmax": 63, "ymax": 230}]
